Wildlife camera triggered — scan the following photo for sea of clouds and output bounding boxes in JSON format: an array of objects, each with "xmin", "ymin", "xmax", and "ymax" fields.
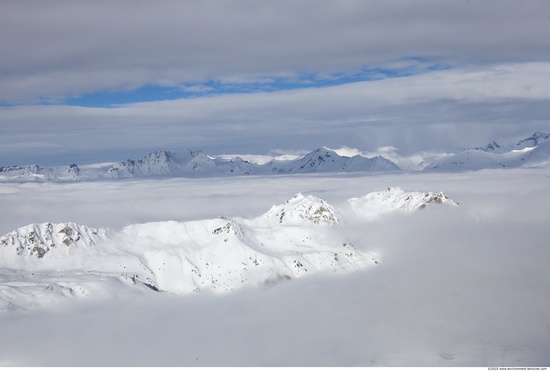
[{"xmin": 0, "ymin": 168, "xmax": 549, "ymax": 366}]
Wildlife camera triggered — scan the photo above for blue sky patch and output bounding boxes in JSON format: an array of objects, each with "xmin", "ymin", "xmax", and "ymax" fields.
[{"xmin": 62, "ymin": 59, "xmax": 450, "ymax": 108}]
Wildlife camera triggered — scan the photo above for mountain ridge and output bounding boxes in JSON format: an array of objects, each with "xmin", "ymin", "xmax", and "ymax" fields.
[
  {"xmin": 0, "ymin": 147, "xmax": 401, "ymax": 183},
  {"xmin": 1, "ymin": 132, "xmax": 549, "ymax": 181},
  {"xmin": 425, "ymin": 131, "xmax": 550, "ymax": 172},
  {"xmin": 0, "ymin": 188, "xmax": 458, "ymax": 310}
]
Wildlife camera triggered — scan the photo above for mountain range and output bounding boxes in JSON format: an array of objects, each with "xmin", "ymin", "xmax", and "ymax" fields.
[
  {"xmin": 0, "ymin": 147, "xmax": 400, "ymax": 183},
  {"xmin": 1, "ymin": 132, "xmax": 549, "ymax": 183},
  {"xmin": 424, "ymin": 131, "xmax": 550, "ymax": 171},
  {"xmin": 0, "ymin": 188, "xmax": 458, "ymax": 310}
]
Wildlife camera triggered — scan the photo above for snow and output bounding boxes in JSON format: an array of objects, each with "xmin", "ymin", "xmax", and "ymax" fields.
[
  {"xmin": 511, "ymin": 146, "xmax": 536, "ymax": 153},
  {"xmin": 425, "ymin": 142, "xmax": 550, "ymax": 171},
  {"xmin": 0, "ymin": 192, "xmax": 399, "ymax": 309},
  {"xmin": 426, "ymin": 132, "xmax": 550, "ymax": 171},
  {"xmin": 348, "ymin": 187, "xmax": 458, "ymax": 220},
  {"xmin": 259, "ymin": 193, "xmax": 345, "ymax": 226},
  {"xmin": 215, "ymin": 153, "xmax": 302, "ymax": 165}
]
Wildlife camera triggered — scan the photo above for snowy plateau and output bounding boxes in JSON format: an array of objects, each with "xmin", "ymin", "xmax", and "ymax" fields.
[{"xmin": 0, "ymin": 189, "xmax": 457, "ymax": 310}]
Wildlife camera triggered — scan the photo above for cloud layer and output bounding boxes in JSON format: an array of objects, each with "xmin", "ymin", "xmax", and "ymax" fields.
[
  {"xmin": 2, "ymin": 62, "xmax": 550, "ymax": 165},
  {"xmin": 2, "ymin": 1, "xmax": 550, "ymax": 103},
  {"xmin": 1, "ymin": 168, "xmax": 549, "ymax": 366}
]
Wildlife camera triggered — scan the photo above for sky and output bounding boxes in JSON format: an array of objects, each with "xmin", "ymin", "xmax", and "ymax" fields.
[{"xmin": 1, "ymin": 0, "xmax": 550, "ymax": 165}]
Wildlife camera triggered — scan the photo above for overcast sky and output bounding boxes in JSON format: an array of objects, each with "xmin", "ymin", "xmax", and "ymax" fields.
[{"xmin": 1, "ymin": 0, "xmax": 550, "ymax": 165}]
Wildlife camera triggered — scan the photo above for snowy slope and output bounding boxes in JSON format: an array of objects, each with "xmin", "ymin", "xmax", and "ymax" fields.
[
  {"xmin": 0, "ymin": 189, "xmax": 457, "ymax": 310},
  {"xmin": 425, "ymin": 132, "xmax": 550, "ymax": 171},
  {"xmin": 0, "ymin": 222, "xmax": 110, "ymax": 264},
  {"xmin": 0, "ymin": 223, "xmax": 116, "ymax": 310}
]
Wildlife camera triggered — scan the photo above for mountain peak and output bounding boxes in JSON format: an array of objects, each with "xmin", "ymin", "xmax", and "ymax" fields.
[
  {"xmin": 348, "ymin": 187, "xmax": 459, "ymax": 220},
  {"xmin": 476, "ymin": 141, "xmax": 502, "ymax": 152},
  {"xmin": 261, "ymin": 193, "xmax": 344, "ymax": 225},
  {"xmin": 277, "ymin": 147, "xmax": 400, "ymax": 173},
  {"xmin": 517, "ymin": 132, "xmax": 550, "ymax": 147}
]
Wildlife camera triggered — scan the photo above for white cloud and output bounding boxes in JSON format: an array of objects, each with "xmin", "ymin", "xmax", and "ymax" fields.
[{"xmin": 0, "ymin": 168, "xmax": 549, "ymax": 365}]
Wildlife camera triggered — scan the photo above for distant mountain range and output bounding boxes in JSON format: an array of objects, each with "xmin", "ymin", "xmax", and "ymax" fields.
[
  {"xmin": 0, "ymin": 147, "xmax": 400, "ymax": 183},
  {"xmin": 424, "ymin": 132, "xmax": 550, "ymax": 172},
  {"xmin": 1, "ymin": 132, "xmax": 549, "ymax": 182},
  {"xmin": 0, "ymin": 189, "xmax": 458, "ymax": 310}
]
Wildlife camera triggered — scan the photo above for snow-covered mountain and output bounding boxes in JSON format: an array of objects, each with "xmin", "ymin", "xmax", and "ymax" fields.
[
  {"xmin": 0, "ymin": 188, "xmax": 457, "ymax": 310},
  {"xmin": 348, "ymin": 187, "xmax": 458, "ymax": 220},
  {"xmin": 474, "ymin": 132, "xmax": 550, "ymax": 154},
  {"xmin": 511, "ymin": 131, "xmax": 550, "ymax": 151},
  {"xmin": 2, "ymin": 132, "xmax": 549, "ymax": 182},
  {"xmin": 104, "ymin": 149, "xmax": 260, "ymax": 177},
  {"xmin": 268, "ymin": 147, "xmax": 400, "ymax": 174},
  {"xmin": 0, "ymin": 147, "xmax": 401, "ymax": 183},
  {"xmin": 0, "ymin": 163, "xmax": 82, "ymax": 182},
  {"xmin": 425, "ymin": 132, "xmax": 550, "ymax": 171}
]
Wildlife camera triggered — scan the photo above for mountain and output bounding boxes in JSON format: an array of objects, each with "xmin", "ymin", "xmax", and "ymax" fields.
[
  {"xmin": 0, "ymin": 188, "xmax": 456, "ymax": 310},
  {"xmin": 0, "ymin": 164, "xmax": 82, "ymax": 182},
  {"xmin": 104, "ymin": 149, "xmax": 261, "ymax": 178},
  {"xmin": 425, "ymin": 132, "xmax": 550, "ymax": 171},
  {"xmin": 514, "ymin": 131, "xmax": 550, "ymax": 149},
  {"xmin": 348, "ymin": 187, "xmax": 459, "ymax": 220},
  {"xmin": 0, "ymin": 147, "xmax": 400, "ymax": 183},
  {"xmin": 259, "ymin": 193, "xmax": 345, "ymax": 225},
  {"xmin": 1, "ymin": 133, "xmax": 548, "ymax": 182},
  {"xmin": 268, "ymin": 147, "xmax": 401, "ymax": 174},
  {"xmin": 475, "ymin": 132, "xmax": 550, "ymax": 154},
  {"xmin": 475, "ymin": 141, "xmax": 503, "ymax": 153}
]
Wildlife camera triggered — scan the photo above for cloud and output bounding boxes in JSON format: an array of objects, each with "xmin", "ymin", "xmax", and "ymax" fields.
[
  {"xmin": 178, "ymin": 84, "xmax": 216, "ymax": 95},
  {"xmin": 1, "ymin": 62, "xmax": 550, "ymax": 165},
  {"xmin": 1, "ymin": 168, "xmax": 549, "ymax": 365},
  {"xmin": 1, "ymin": 1, "xmax": 550, "ymax": 103}
]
